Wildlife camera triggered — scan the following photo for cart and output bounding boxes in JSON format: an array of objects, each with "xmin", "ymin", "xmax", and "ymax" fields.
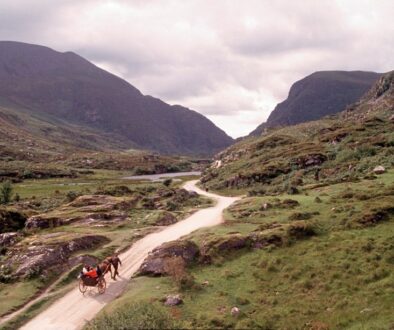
[{"xmin": 79, "ymin": 275, "xmax": 106, "ymax": 294}]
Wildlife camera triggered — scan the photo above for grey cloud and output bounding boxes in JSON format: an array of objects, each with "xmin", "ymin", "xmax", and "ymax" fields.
[{"xmin": 0, "ymin": 0, "xmax": 393, "ymax": 137}]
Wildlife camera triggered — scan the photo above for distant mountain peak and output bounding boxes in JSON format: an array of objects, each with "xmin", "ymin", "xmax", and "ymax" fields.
[{"xmin": 249, "ymin": 70, "xmax": 382, "ymax": 136}]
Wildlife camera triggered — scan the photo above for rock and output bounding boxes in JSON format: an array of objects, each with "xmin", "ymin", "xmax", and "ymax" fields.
[
  {"xmin": 231, "ymin": 306, "xmax": 240, "ymax": 317},
  {"xmin": 357, "ymin": 212, "xmax": 387, "ymax": 227},
  {"xmin": 373, "ymin": 165, "xmax": 386, "ymax": 174},
  {"xmin": 67, "ymin": 254, "xmax": 99, "ymax": 268},
  {"xmin": 202, "ymin": 280, "xmax": 209, "ymax": 286},
  {"xmin": 173, "ymin": 189, "xmax": 194, "ymax": 203},
  {"xmin": 389, "ymin": 114, "xmax": 394, "ymax": 123},
  {"xmin": 25, "ymin": 216, "xmax": 63, "ymax": 230},
  {"xmin": 164, "ymin": 294, "xmax": 183, "ymax": 306},
  {"xmin": 138, "ymin": 240, "xmax": 200, "ymax": 276},
  {"xmin": 293, "ymin": 153, "xmax": 327, "ymax": 168},
  {"xmin": 154, "ymin": 211, "xmax": 177, "ymax": 226},
  {"xmin": 5, "ymin": 235, "xmax": 108, "ymax": 278},
  {"xmin": 0, "ymin": 232, "xmax": 21, "ymax": 249},
  {"xmin": 68, "ymin": 195, "xmax": 137, "ymax": 211},
  {"xmin": 360, "ymin": 308, "xmax": 373, "ymax": 314}
]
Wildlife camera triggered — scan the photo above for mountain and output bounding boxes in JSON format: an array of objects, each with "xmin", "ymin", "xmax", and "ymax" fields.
[
  {"xmin": 250, "ymin": 71, "xmax": 381, "ymax": 136},
  {"xmin": 0, "ymin": 41, "xmax": 233, "ymax": 155},
  {"xmin": 202, "ymin": 70, "xmax": 393, "ymax": 193}
]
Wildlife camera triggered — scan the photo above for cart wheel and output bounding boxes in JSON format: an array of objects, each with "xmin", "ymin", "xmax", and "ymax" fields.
[
  {"xmin": 79, "ymin": 279, "xmax": 87, "ymax": 294},
  {"xmin": 98, "ymin": 278, "xmax": 106, "ymax": 294}
]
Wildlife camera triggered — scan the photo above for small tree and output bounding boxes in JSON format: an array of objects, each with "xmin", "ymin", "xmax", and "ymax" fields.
[{"xmin": 0, "ymin": 181, "xmax": 13, "ymax": 204}]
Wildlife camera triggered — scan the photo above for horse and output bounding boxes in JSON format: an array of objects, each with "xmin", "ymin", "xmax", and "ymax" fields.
[
  {"xmin": 104, "ymin": 254, "xmax": 122, "ymax": 280},
  {"xmin": 97, "ymin": 259, "xmax": 113, "ymax": 278}
]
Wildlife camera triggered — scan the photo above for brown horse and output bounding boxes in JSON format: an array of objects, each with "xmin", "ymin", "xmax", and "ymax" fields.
[
  {"xmin": 104, "ymin": 254, "xmax": 122, "ymax": 280},
  {"xmin": 97, "ymin": 259, "xmax": 112, "ymax": 278}
]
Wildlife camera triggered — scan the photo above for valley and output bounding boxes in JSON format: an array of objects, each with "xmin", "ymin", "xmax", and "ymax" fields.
[{"xmin": 0, "ymin": 38, "xmax": 392, "ymax": 330}]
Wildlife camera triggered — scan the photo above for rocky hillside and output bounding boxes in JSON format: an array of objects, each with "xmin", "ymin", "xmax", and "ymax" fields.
[
  {"xmin": 250, "ymin": 71, "xmax": 381, "ymax": 136},
  {"xmin": 0, "ymin": 41, "xmax": 233, "ymax": 155},
  {"xmin": 202, "ymin": 71, "xmax": 394, "ymax": 194}
]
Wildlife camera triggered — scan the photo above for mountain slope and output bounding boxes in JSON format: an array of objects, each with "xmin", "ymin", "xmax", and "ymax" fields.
[
  {"xmin": 0, "ymin": 41, "xmax": 233, "ymax": 155},
  {"xmin": 250, "ymin": 71, "xmax": 381, "ymax": 136},
  {"xmin": 202, "ymin": 70, "xmax": 394, "ymax": 194}
]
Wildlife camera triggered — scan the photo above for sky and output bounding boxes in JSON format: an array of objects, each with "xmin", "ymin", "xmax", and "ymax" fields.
[{"xmin": 0, "ymin": 0, "xmax": 393, "ymax": 138}]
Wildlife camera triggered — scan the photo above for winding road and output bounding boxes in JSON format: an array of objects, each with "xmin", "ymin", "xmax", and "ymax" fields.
[{"xmin": 19, "ymin": 180, "xmax": 239, "ymax": 330}]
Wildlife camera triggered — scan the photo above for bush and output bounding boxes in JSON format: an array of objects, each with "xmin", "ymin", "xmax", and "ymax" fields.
[
  {"xmin": 163, "ymin": 256, "xmax": 196, "ymax": 291},
  {"xmin": 86, "ymin": 301, "xmax": 178, "ymax": 330},
  {"xmin": 163, "ymin": 178, "xmax": 172, "ymax": 187},
  {"xmin": 0, "ymin": 181, "xmax": 13, "ymax": 204},
  {"xmin": 65, "ymin": 191, "xmax": 79, "ymax": 202},
  {"xmin": 14, "ymin": 193, "xmax": 20, "ymax": 202}
]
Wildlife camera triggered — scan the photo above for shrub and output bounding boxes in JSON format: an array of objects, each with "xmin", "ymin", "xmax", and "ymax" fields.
[
  {"xmin": 86, "ymin": 301, "xmax": 178, "ymax": 330},
  {"xmin": 163, "ymin": 178, "xmax": 173, "ymax": 187},
  {"xmin": 287, "ymin": 221, "xmax": 316, "ymax": 238},
  {"xmin": 288, "ymin": 212, "xmax": 314, "ymax": 221},
  {"xmin": 163, "ymin": 256, "xmax": 196, "ymax": 291},
  {"xmin": 14, "ymin": 193, "xmax": 20, "ymax": 202},
  {"xmin": 65, "ymin": 191, "xmax": 79, "ymax": 202},
  {"xmin": 0, "ymin": 181, "xmax": 13, "ymax": 204}
]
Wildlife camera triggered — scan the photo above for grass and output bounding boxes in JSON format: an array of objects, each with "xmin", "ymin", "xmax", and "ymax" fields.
[
  {"xmin": 0, "ymin": 280, "xmax": 44, "ymax": 316},
  {"xmin": 91, "ymin": 171, "xmax": 394, "ymax": 329},
  {"xmin": 0, "ymin": 171, "xmax": 208, "ymax": 323}
]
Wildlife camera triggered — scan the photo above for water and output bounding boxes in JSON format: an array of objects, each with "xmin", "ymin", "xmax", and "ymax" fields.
[{"xmin": 123, "ymin": 171, "xmax": 201, "ymax": 182}]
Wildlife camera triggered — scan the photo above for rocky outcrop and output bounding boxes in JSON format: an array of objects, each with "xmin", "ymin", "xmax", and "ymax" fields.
[
  {"xmin": 138, "ymin": 240, "xmax": 199, "ymax": 276},
  {"xmin": 25, "ymin": 216, "xmax": 64, "ymax": 230},
  {"xmin": 164, "ymin": 294, "xmax": 183, "ymax": 306},
  {"xmin": 4, "ymin": 235, "xmax": 108, "ymax": 278},
  {"xmin": 25, "ymin": 195, "xmax": 137, "ymax": 230},
  {"xmin": 0, "ymin": 232, "xmax": 21, "ymax": 250},
  {"xmin": 292, "ymin": 153, "xmax": 327, "ymax": 168},
  {"xmin": 68, "ymin": 195, "xmax": 137, "ymax": 211},
  {"xmin": 153, "ymin": 211, "xmax": 177, "ymax": 226}
]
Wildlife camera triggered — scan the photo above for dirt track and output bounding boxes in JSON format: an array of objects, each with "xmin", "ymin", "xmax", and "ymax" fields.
[{"xmin": 20, "ymin": 180, "xmax": 239, "ymax": 330}]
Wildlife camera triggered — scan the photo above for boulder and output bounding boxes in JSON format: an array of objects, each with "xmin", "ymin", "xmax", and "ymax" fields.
[
  {"xmin": 231, "ymin": 307, "xmax": 240, "ymax": 317},
  {"xmin": 373, "ymin": 166, "xmax": 386, "ymax": 174},
  {"xmin": 200, "ymin": 234, "xmax": 249, "ymax": 262},
  {"xmin": 164, "ymin": 294, "xmax": 183, "ymax": 306},
  {"xmin": 0, "ymin": 232, "xmax": 21, "ymax": 249},
  {"xmin": 25, "ymin": 216, "xmax": 63, "ymax": 230},
  {"xmin": 138, "ymin": 240, "xmax": 199, "ymax": 276},
  {"xmin": 154, "ymin": 212, "xmax": 177, "ymax": 226},
  {"xmin": 293, "ymin": 153, "xmax": 327, "ymax": 168}
]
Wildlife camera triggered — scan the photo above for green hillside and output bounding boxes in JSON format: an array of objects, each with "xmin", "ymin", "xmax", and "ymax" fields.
[{"xmin": 87, "ymin": 72, "xmax": 394, "ymax": 330}]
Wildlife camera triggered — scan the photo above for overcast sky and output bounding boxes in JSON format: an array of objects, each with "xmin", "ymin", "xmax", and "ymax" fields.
[{"xmin": 0, "ymin": 0, "xmax": 393, "ymax": 137}]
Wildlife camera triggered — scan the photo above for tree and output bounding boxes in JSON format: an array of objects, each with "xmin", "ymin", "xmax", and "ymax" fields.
[{"xmin": 0, "ymin": 181, "xmax": 13, "ymax": 204}]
